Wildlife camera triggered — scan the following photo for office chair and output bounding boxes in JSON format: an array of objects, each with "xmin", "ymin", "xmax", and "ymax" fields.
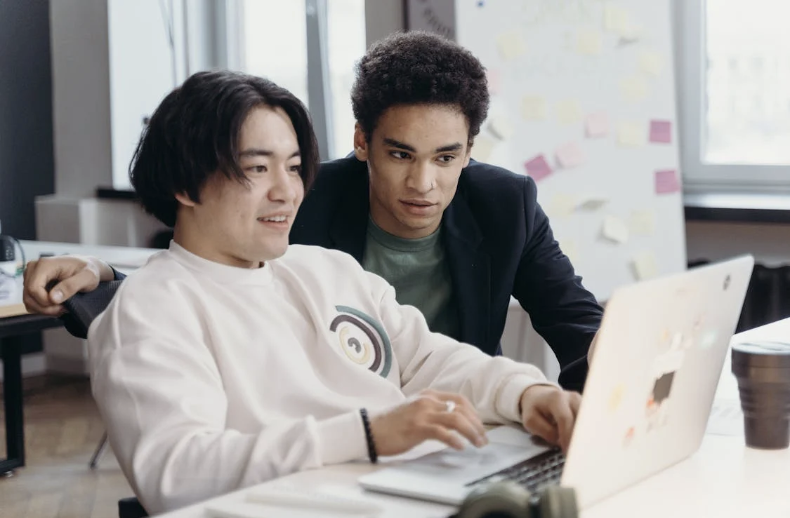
[{"xmin": 60, "ymin": 280, "xmax": 149, "ymax": 518}]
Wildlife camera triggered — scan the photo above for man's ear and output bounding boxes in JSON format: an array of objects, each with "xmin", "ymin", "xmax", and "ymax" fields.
[
  {"xmin": 174, "ymin": 192, "xmax": 197, "ymax": 207},
  {"xmin": 353, "ymin": 123, "xmax": 369, "ymax": 162}
]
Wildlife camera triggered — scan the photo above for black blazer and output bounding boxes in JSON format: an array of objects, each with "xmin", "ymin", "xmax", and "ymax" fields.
[{"xmin": 291, "ymin": 156, "xmax": 603, "ymax": 392}]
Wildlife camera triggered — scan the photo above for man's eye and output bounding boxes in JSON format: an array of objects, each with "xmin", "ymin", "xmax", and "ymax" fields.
[
  {"xmin": 248, "ymin": 165, "xmax": 267, "ymax": 173},
  {"xmin": 390, "ymin": 151, "xmax": 410, "ymax": 160},
  {"xmin": 438, "ymin": 155, "xmax": 456, "ymax": 163}
]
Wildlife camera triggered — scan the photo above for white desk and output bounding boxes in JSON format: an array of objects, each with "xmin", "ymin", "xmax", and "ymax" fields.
[
  {"xmin": 156, "ymin": 318, "xmax": 790, "ymax": 518},
  {"xmin": 0, "ymin": 240, "xmax": 158, "ymax": 318}
]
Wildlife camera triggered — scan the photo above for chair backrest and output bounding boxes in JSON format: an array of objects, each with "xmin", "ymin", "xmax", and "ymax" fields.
[{"xmin": 61, "ymin": 280, "xmax": 124, "ymax": 336}]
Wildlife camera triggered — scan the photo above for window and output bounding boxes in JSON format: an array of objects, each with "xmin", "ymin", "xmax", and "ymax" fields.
[
  {"xmin": 326, "ymin": 0, "xmax": 366, "ymax": 158},
  {"xmin": 240, "ymin": 0, "xmax": 309, "ymax": 105},
  {"xmin": 678, "ymin": 0, "xmax": 790, "ymax": 192},
  {"xmin": 236, "ymin": 0, "xmax": 366, "ymax": 161}
]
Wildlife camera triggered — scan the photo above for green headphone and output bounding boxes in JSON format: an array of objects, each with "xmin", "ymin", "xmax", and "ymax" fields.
[{"xmin": 454, "ymin": 482, "xmax": 578, "ymax": 518}]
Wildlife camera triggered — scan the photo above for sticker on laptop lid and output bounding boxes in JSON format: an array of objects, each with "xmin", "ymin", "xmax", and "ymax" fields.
[{"xmin": 608, "ymin": 384, "xmax": 625, "ymax": 413}]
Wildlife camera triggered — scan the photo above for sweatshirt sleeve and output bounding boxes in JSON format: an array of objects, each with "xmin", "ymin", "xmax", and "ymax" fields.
[
  {"xmin": 369, "ymin": 273, "xmax": 558, "ymax": 425},
  {"xmin": 87, "ymin": 280, "xmax": 367, "ymax": 515}
]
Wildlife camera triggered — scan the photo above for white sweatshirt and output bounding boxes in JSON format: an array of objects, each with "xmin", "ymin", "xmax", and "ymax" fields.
[{"xmin": 87, "ymin": 242, "xmax": 551, "ymax": 514}]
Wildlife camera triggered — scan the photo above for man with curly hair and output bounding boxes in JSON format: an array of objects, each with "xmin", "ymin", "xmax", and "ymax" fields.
[{"xmin": 25, "ymin": 31, "xmax": 601, "ymax": 392}]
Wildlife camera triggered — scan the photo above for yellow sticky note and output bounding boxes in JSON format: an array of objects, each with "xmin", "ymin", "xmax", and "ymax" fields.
[
  {"xmin": 577, "ymin": 29, "xmax": 603, "ymax": 56},
  {"xmin": 609, "ymin": 384, "xmax": 625, "ymax": 413},
  {"xmin": 497, "ymin": 32, "xmax": 526, "ymax": 61},
  {"xmin": 547, "ymin": 194, "xmax": 577, "ymax": 220},
  {"xmin": 620, "ymin": 75, "xmax": 649, "ymax": 102},
  {"xmin": 639, "ymin": 51, "xmax": 663, "ymax": 76},
  {"xmin": 630, "ymin": 210, "xmax": 655, "ymax": 236},
  {"xmin": 617, "ymin": 121, "xmax": 645, "ymax": 147},
  {"xmin": 604, "ymin": 4, "xmax": 629, "ymax": 33},
  {"xmin": 556, "ymin": 100, "xmax": 582, "ymax": 125},
  {"xmin": 472, "ymin": 135, "xmax": 496, "ymax": 162},
  {"xmin": 602, "ymin": 215, "xmax": 629, "ymax": 244},
  {"xmin": 633, "ymin": 251, "xmax": 659, "ymax": 280},
  {"xmin": 487, "ymin": 116, "xmax": 514, "ymax": 141},
  {"xmin": 521, "ymin": 96, "xmax": 547, "ymax": 121}
]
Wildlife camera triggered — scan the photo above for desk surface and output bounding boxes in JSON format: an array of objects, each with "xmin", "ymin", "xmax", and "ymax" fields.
[
  {"xmin": 0, "ymin": 240, "xmax": 159, "ymax": 318},
  {"xmin": 156, "ymin": 318, "xmax": 790, "ymax": 518}
]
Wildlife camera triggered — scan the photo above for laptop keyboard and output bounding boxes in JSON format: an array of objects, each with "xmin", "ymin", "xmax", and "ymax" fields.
[{"xmin": 466, "ymin": 449, "xmax": 565, "ymax": 493}]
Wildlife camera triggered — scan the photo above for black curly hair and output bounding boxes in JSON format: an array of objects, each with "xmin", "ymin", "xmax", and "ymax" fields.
[{"xmin": 351, "ymin": 31, "xmax": 490, "ymax": 143}]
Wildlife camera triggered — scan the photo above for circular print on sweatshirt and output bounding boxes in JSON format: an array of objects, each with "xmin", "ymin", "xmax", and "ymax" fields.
[{"xmin": 329, "ymin": 305, "xmax": 393, "ymax": 378}]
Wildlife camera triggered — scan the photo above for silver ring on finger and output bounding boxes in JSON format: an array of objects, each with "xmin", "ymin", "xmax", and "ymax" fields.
[{"xmin": 445, "ymin": 400, "xmax": 456, "ymax": 413}]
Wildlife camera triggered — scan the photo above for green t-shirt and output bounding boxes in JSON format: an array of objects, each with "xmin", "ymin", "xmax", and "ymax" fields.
[{"xmin": 362, "ymin": 217, "xmax": 459, "ymax": 338}]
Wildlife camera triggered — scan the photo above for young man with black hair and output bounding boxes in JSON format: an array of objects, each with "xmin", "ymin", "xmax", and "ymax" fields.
[
  {"xmin": 25, "ymin": 31, "xmax": 602, "ymax": 392},
  {"xmin": 77, "ymin": 70, "xmax": 581, "ymax": 514}
]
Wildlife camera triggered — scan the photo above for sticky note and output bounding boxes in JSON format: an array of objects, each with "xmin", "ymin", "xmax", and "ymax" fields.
[
  {"xmin": 619, "ymin": 23, "xmax": 643, "ymax": 43},
  {"xmin": 521, "ymin": 96, "xmax": 547, "ymax": 121},
  {"xmin": 617, "ymin": 121, "xmax": 645, "ymax": 147},
  {"xmin": 576, "ymin": 195, "xmax": 609, "ymax": 211},
  {"xmin": 472, "ymin": 135, "xmax": 496, "ymax": 162},
  {"xmin": 559, "ymin": 239, "xmax": 579, "ymax": 265},
  {"xmin": 620, "ymin": 76, "xmax": 649, "ymax": 102},
  {"xmin": 556, "ymin": 100, "xmax": 582, "ymax": 125},
  {"xmin": 602, "ymin": 215, "xmax": 629, "ymax": 244},
  {"xmin": 547, "ymin": 194, "xmax": 577, "ymax": 219},
  {"xmin": 524, "ymin": 154, "xmax": 553, "ymax": 182},
  {"xmin": 585, "ymin": 112, "xmax": 609, "ymax": 138},
  {"xmin": 609, "ymin": 384, "xmax": 625, "ymax": 413},
  {"xmin": 639, "ymin": 51, "xmax": 663, "ymax": 76},
  {"xmin": 488, "ymin": 116, "xmax": 514, "ymax": 141},
  {"xmin": 633, "ymin": 251, "xmax": 659, "ymax": 280},
  {"xmin": 630, "ymin": 210, "xmax": 655, "ymax": 236},
  {"xmin": 486, "ymin": 69, "xmax": 501, "ymax": 95},
  {"xmin": 577, "ymin": 29, "xmax": 603, "ymax": 56},
  {"xmin": 649, "ymin": 120, "xmax": 672, "ymax": 144},
  {"xmin": 497, "ymin": 32, "xmax": 526, "ymax": 61},
  {"xmin": 555, "ymin": 141, "xmax": 585, "ymax": 169},
  {"xmin": 604, "ymin": 5, "xmax": 629, "ymax": 33},
  {"xmin": 655, "ymin": 169, "xmax": 681, "ymax": 194}
]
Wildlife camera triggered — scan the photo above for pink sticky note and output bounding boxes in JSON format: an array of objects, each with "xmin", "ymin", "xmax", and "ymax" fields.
[
  {"xmin": 486, "ymin": 69, "xmax": 501, "ymax": 95},
  {"xmin": 524, "ymin": 154, "xmax": 553, "ymax": 181},
  {"xmin": 555, "ymin": 142, "xmax": 585, "ymax": 168},
  {"xmin": 585, "ymin": 112, "xmax": 609, "ymax": 138},
  {"xmin": 649, "ymin": 120, "xmax": 672, "ymax": 144},
  {"xmin": 655, "ymin": 169, "xmax": 680, "ymax": 194}
]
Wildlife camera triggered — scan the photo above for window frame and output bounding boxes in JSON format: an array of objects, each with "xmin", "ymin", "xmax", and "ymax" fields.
[{"xmin": 677, "ymin": 0, "xmax": 790, "ymax": 194}]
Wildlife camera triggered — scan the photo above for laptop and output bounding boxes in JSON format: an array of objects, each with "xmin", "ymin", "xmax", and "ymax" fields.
[{"xmin": 359, "ymin": 255, "xmax": 754, "ymax": 509}]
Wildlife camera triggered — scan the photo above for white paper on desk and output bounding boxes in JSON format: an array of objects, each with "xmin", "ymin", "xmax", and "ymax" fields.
[{"xmin": 706, "ymin": 399, "xmax": 744, "ymax": 437}]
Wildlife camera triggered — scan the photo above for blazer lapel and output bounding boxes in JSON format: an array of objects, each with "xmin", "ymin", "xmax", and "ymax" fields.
[
  {"xmin": 442, "ymin": 194, "xmax": 491, "ymax": 350},
  {"xmin": 328, "ymin": 160, "xmax": 370, "ymax": 264}
]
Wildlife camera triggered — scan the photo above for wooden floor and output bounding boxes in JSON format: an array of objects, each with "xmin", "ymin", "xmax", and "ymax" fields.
[{"xmin": 0, "ymin": 375, "xmax": 133, "ymax": 518}]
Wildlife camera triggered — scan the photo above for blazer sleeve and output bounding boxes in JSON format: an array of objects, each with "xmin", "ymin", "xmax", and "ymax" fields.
[
  {"xmin": 511, "ymin": 176, "xmax": 604, "ymax": 393},
  {"xmin": 59, "ymin": 270, "xmax": 128, "ymax": 339}
]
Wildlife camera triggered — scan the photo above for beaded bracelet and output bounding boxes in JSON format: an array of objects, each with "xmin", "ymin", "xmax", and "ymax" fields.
[{"xmin": 360, "ymin": 408, "xmax": 378, "ymax": 464}]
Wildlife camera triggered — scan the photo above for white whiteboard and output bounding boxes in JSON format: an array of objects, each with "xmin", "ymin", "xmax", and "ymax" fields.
[{"xmin": 416, "ymin": 0, "xmax": 688, "ymax": 301}]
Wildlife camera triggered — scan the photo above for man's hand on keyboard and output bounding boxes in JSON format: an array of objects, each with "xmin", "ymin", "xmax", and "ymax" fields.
[{"xmin": 519, "ymin": 385, "xmax": 581, "ymax": 453}]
